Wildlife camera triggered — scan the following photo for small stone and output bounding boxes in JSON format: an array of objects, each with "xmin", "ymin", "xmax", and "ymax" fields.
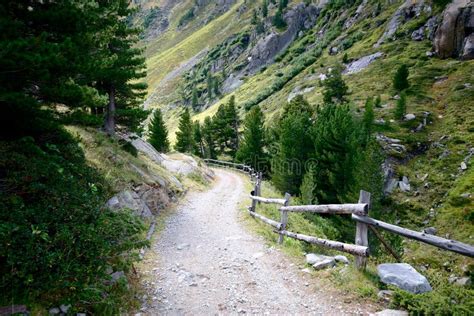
[
  {"xmin": 460, "ymin": 162, "xmax": 467, "ymax": 170},
  {"xmin": 177, "ymin": 243, "xmax": 190, "ymax": 250},
  {"xmin": 60, "ymin": 304, "xmax": 71, "ymax": 313},
  {"xmin": 301, "ymin": 268, "xmax": 312, "ymax": 274},
  {"xmin": 455, "ymin": 277, "xmax": 471, "ymax": 286},
  {"xmin": 377, "ymin": 290, "xmax": 394, "ymax": 301},
  {"xmin": 404, "ymin": 113, "xmax": 416, "ymax": 121},
  {"xmin": 49, "ymin": 308, "xmax": 60, "ymax": 315},
  {"xmin": 374, "ymin": 309, "xmax": 408, "ymax": 316},
  {"xmin": 313, "ymin": 258, "xmax": 336, "ymax": 270},
  {"xmin": 334, "ymin": 255, "xmax": 349, "ymax": 264},
  {"xmin": 423, "ymin": 227, "xmax": 437, "ymax": 235}
]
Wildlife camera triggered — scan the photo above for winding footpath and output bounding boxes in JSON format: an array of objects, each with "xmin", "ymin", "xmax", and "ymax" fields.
[{"xmin": 138, "ymin": 169, "xmax": 375, "ymax": 315}]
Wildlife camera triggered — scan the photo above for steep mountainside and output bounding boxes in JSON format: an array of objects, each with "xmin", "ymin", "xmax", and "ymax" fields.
[{"xmin": 134, "ymin": 0, "xmax": 473, "ymax": 312}]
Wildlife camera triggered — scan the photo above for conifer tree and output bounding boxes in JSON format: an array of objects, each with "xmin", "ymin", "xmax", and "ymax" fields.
[
  {"xmin": 374, "ymin": 95, "xmax": 382, "ymax": 108},
  {"xmin": 300, "ymin": 164, "xmax": 318, "ymax": 205},
  {"xmin": 192, "ymin": 121, "xmax": 205, "ymax": 157},
  {"xmin": 262, "ymin": 0, "xmax": 268, "ymax": 17},
  {"xmin": 192, "ymin": 86, "xmax": 199, "ymax": 109},
  {"xmin": 207, "ymin": 71, "xmax": 213, "ymax": 100},
  {"xmin": 393, "ymin": 64, "xmax": 410, "ymax": 91},
  {"xmin": 271, "ymin": 96, "xmax": 314, "ymax": 194},
  {"xmin": 279, "ymin": 0, "xmax": 289, "ymax": 10},
  {"xmin": 311, "ymin": 103, "xmax": 360, "ymax": 204},
  {"xmin": 251, "ymin": 9, "xmax": 258, "ymax": 25},
  {"xmin": 202, "ymin": 116, "xmax": 217, "ymax": 158},
  {"xmin": 213, "ymin": 77, "xmax": 220, "ymax": 96},
  {"xmin": 236, "ymin": 106, "xmax": 266, "ymax": 170},
  {"xmin": 394, "ymin": 92, "xmax": 407, "ymax": 120},
  {"xmin": 175, "ymin": 108, "xmax": 194, "ymax": 153},
  {"xmin": 322, "ymin": 65, "xmax": 348, "ymax": 104},
  {"xmin": 148, "ymin": 109, "xmax": 170, "ymax": 152},
  {"xmin": 272, "ymin": 9, "xmax": 286, "ymax": 29},
  {"xmin": 226, "ymin": 96, "xmax": 240, "ymax": 157}
]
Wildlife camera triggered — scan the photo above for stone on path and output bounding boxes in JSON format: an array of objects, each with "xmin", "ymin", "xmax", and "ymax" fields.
[
  {"xmin": 377, "ymin": 263, "xmax": 432, "ymax": 294},
  {"xmin": 372, "ymin": 309, "xmax": 408, "ymax": 316}
]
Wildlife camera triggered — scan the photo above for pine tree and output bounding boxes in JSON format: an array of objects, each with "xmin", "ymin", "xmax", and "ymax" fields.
[
  {"xmin": 175, "ymin": 108, "xmax": 194, "ymax": 153},
  {"xmin": 236, "ymin": 106, "xmax": 266, "ymax": 170},
  {"xmin": 207, "ymin": 71, "xmax": 213, "ymax": 100},
  {"xmin": 251, "ymin": 9, "xmax": 258, "ymax": 25},
  {"xmin": 202, "ymin": 116, "xmax": 217, "ymax": 158},
  {"xmin": 322, "ymin": 65, "xmax": 348, "ymax": 104},
  {"xmin": 272, "ymin": 9, "xmax": 286, "ymax": 29},
  {"xmin": 374, "ymin": 95, "xmax": 382, "ymax": 108},
  {"xmin": 311, "ymin": 103, "xmax": 360, "ymax": 204},
  {"xmin": 213, "ymin": 77, "xmax": 220, "ymax": 96},
  {"xmin": 191, "ymin": 86, "xmax": 199, "ymax": 109},
  {"xmin": 394, "ymin": 92, "xmax": 407, "ymax": 120},
  {"xmin": 279, "ymin": 0, "xmax": 289, "ymax": 10},
  {"xmin": 226, "ymin": 96, "xmax": 240, "ymax": 157},
  {"xmin": 300, "ymin": 164, "xmax": 318, "ymax": 205},
  {"xmin": 192, "ymin": 121, "xmax": 205, "ymax": 157},
  {"xmin": 256, "ymin": 20, "xmax": 265, "ymax": 34},
  {"xmin": 271, "ymin": 96, "xmax": 314, "ymax": 194},
  {"xmin": 148, "ymin": 109, "xmax": 170, "ymax": 152},
  {"xmin": 393, "ymin": 64, "xmax": 410, "ymax": 91},
  {"xmin": 262, "ymin": 0, "xmax": 268, "ymax": 17},
  {"xmin": 363, "ymin": 97, "xmax": 375, "ymax": 137}
]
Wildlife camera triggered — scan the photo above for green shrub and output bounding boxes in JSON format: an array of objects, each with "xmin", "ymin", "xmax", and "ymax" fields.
[{"xmin": 0, "ymin": 126, "xmax": 147, "ymax": 312}]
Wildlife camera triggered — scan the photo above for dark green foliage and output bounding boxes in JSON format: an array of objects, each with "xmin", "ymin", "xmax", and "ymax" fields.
[
  {"xmin": 251, "ymin": 9, "xmax": 258, "ymax": 25},
  {"xmin": 300, "ymin": 164, "xmax": 318, "ymax": 205},
  {"xmin": 212, "ymin": 96, "xmax": 240, "ymax": 157},
  {"xmin": 342, "ymin": 53, "xmax": 349, "ymax": 64},
  {"xmin": 179, "ymin": 7, "xmax": 195, "ymax": 27},
  {"xmin": 394, "ymin": 92, "xmax": 407, "ymax": 120},
  {"xmin": 213, "ymin": 77, "xmax": 221, "ymax": 96},
  {"xmin": 192, "ymin": 86, "xmax": 199, "ymax": 109},
  {"xmin": 207, "ymin": 71, "xmax": 213, "ymax": 100},
  {"xmin": 120, "ymin": 139, "xmax": 138, "ymax": 157},
  {"xmin": 393, "ymin": 64, "xmax": 410, "ymax": 92},
  {"xmin": 279, "ymin": 0, "xmax": 289, "ymax": 10},
  {"xmin": 175, "ymin": 108, "xmax": 195, "ymax": 153},
  {"xmin": 202, "ymin": 117, "xmax": 217, "ymax": 159},
  {"xmin": 143, "ymin": 7, "xmax": 161, "ymax": 29},
  {"xmin": 272, "ymin": 9, "xmax": 287, "ymax": 29},
  {"xmin": 0, "ymin": 124, "xmax": 147, "ymax": 310},
  {"xmin": 322, "ymin": 65, "xmax": 348, "ymax": 104},
  {"xmin": 262, "ymin": 0, "xmax": 268, "ymax": 17},
  {"xmin": 192, "ymin": 122, "xmax": 205, "ymax": 157},
  {"xmin": 148, "ymin": 109, "xmax": 170, "ymax": 152},
  {"xmin": 374, "ymin": 95, "xmax": 382, "ymax": 108},
  {"xmin": 236, "ymin": 106, "xmax": 267, "ymax": 170},
  {"xmin": 271, "ymin": 96, "xmax": 315, "ymax": 194},
  {"xmin": 256, "ymin": 20, "xmax": 265, "ymax": 34},
  {"xmin": 311, "ymin": 104, "xmax": 360, "ymax": 204}
]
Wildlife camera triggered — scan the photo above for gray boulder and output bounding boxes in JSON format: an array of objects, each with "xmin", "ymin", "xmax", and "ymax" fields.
[
  {"xmin": 344, "ymin": 52, "xmax": 383, "ymax": 74},
  {"xmin": 106, "ymin": 190, "xmax": 153, "ymax": 219},
  {"xmin": 334, "ymin": 255, "xmax": 349, "ymax": 264},
  {"xmin": 434, "ymin": 0, "xmax": 473, "ymax": 60},
  {"xmin": 374, "ymin": 310, "xmax": 408, "ymax": 316},
  {"xmin": 306, "ymin": 253, "xmax": 336, "ymax": 270},
  {"xmin": 377, "ymin": 263, "xmax": 432, "ymax": 294},
  {"xmin": 404, "ymin": 113, "xmax": 416, "ymax": 121}
]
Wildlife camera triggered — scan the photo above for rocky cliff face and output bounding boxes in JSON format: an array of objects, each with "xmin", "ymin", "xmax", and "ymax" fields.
[{"xmin": 434, "ymin": 0, "xmax": 474, "ymax": 60}]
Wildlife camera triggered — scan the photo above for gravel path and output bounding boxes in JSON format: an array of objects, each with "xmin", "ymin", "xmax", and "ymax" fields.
[{"xmin": 138, "ymin": 169, "xmax": 374, "ymax": 315}]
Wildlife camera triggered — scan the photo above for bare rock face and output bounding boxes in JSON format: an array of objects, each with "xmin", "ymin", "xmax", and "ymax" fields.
[
  {"xmin": 246, "ymin": 4, "xmax": 321, "ymax": 73},
  {"xmin": 434, "ymin": 0, "xmax": 474, "ymax": 60}
]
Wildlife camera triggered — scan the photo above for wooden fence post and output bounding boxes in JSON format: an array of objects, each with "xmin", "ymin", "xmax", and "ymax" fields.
[
  {"xmin": 355, "ymin": 190, "xmax": 370, "ymax": 270},
  {"xmin": 278, "ymin": 193, "xmax": 291, "ymax": 244},
  {"xmin": 250, "ymin": 179, "xmax": 259, "ymax": 213}
]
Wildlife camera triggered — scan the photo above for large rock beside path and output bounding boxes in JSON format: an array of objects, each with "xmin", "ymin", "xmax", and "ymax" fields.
[{"xmin": 377, "ymin": 263, "xmax": 432, "ymax": 294}]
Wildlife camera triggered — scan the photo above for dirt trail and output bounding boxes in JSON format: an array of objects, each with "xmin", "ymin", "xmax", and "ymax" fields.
[{"xmin": 138, "ymin": 169, "xmax": 374, "ymax": 315}]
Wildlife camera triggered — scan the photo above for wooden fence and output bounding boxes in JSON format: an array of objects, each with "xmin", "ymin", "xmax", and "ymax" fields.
[{"xmin": 206, "ymin": 160, "xmax": 474, "ymax": 270}]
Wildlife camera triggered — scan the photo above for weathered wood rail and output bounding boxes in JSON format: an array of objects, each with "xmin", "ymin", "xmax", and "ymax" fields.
[{"xmin": 204, "ymin": 159, "xmax": 474, "ymax": 270}]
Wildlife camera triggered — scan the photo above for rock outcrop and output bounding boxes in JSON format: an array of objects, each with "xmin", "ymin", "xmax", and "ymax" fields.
[
  {"xmin": 344, "ymin": 52, "xmax": 383, "ymax": 74},
  {"xmin": 434, "ymin": 0, "xmax": 474, "ymax": 60},
  {"xmin": 375, "ymin": 0, "xmax": 431, "ymax": 47},
  {"xmin": 246, "ymin": 3, "xmax": 321, "ymax": 73}
]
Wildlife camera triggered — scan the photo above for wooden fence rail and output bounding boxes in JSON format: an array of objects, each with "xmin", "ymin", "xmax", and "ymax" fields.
[{"xmin": 203, "ymin": 159, "xmax": 474, "ymax": 270}]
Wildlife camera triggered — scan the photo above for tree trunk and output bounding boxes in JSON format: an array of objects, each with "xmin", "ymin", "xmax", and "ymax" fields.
[{"xmin": 105, "ymin": 84, "xmax": 116, "ymax": 136}]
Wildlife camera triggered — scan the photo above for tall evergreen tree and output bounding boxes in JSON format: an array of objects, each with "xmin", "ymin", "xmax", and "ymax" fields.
[
  {"xmin": 236, "ymin": 106, "xmax": 266, "ymax": 170},
  {"xmin": 192, "ymin": 86, "xmax": 199, "ymax": 109},
  {"xmin": 207, "ymin": 70, "xmax": 213, "ymax": 100},
  {"xmin": 202, "ymin": 116, "xmax": 217, "ymax": 158},
  {"xmin": 175, "ymin": 108, "xmax": 194, "ymax": 153},
  {"xmin": 393, "ymin": 64, "xmax": 410, "ymax": 91},
  {"xmin": 322, "ymin": 65, "xmax": 348, "ymax": 104},
  {"xmin": 262, "ymin": 0, "xmax": 268, "ymax": 17},
  {"xmin": 192, "ymin": 121, "xmax": 205, "ymax": 157},
  {"xmin": 148, "ymin": 109, "xmax": 170, "ymax": 152},
  {"xmin": 226, "ymin": 96, "xmax": 240, "ymax": 157},
  {"xmin": 271, "ymin": 96, "xmax": 314, "ymax": 194},
  {"xmin": 394, "ymin": 92, "xmax": 407, "ymax": 120},
  {"xmin": 272, "ymin": 9, "xmax": 286, "ymax": 29},
  {"xmin": 251, "ymin": 9, "xmax": 258, "ymax": 25}
]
